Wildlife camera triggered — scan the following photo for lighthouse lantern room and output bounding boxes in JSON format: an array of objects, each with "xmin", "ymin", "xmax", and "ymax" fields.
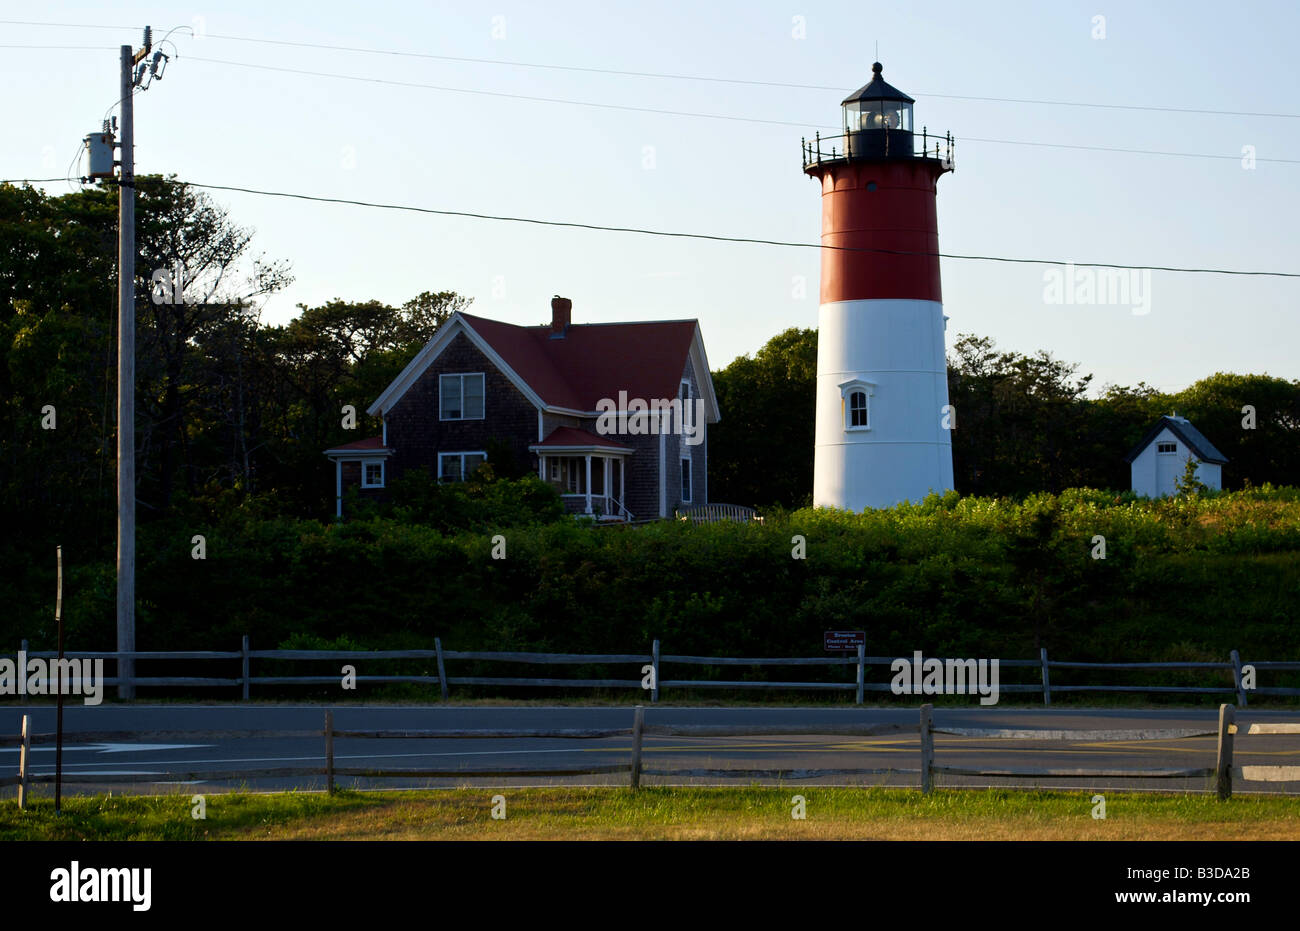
[{"xmin": 803, "ymin": 62, "xmax": 956, "ymax": 511}]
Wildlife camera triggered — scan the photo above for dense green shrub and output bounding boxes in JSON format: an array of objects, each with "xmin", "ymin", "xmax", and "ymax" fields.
[{"xmin": 7, "ymin": 488, "xmax": 1299, "ymax": 674}]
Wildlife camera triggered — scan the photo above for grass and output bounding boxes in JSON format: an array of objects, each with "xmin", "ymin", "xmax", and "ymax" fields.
[{"xmin": 4, "ymin": 787, "xmax": 1299, "ymax": 841}]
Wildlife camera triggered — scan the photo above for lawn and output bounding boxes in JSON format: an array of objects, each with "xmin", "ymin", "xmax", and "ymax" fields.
[{"xmin": 3, "ymin": 787, "xmax": 1298, "ymax": 841}]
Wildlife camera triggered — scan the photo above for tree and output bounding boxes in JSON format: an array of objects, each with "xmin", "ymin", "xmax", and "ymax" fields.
[
  {"xmin": 1174, "ymin": 453, "xmax": 1210, "ymax": 496},
  {"xmin": 133, "ymin": 175, "xmax": 293, "ymax": 508},
  {"xmin": 709, "ymin": 327, "xmax": 817, "ymax": 508},
  {"xmin": 1169, "ymin": 373, "xmax": 1300, "ymax": 488},
  {"xmin": 946, "ymin": 334, "xmax": 1095, "ymax": 495}
]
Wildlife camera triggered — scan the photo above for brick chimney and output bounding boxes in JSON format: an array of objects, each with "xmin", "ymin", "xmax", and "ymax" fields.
[{"xmin": 550, "ymin": 295, "xmax": 572, "ymax": 337}]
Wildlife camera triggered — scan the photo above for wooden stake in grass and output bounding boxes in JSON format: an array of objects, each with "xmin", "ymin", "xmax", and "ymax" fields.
[
  {"xmin": 54, "ymin": 545, "xmax": 64, "ymax": 815},
  {"xmin": 920, "ymin": 703, "xmax": 934, "ymax": 795},
  {"xmin": 1216, "ymin": 703, "xmax": 1235, "ymax": 801},
  {"xmin": 325, "ymin": 710, "xmax": 335, "ymax": 795},
  {"xmin": 18, "ymin": 714, "xmax": 30, "ymax": 811},
  {"xmin": 630, "ymin": 705, "xmax": 644, "ymax": 790}
]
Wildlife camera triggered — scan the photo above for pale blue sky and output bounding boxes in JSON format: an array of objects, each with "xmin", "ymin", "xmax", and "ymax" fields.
[{"xmin": 5, "ymin": 1, "xmax": 1298, "ymax": 395}]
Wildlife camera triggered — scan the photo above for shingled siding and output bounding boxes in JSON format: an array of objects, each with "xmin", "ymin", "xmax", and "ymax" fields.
[
  {"xmin": 385, "ymin": 332, "xmax": 539, "ymax": 483},
  {"xmin": 539, "ymin": 411, "xmax": 583, "ymax": 450},
  {"xmin": 339, "ymin": 459, "xmax": 388, "ymax": 506},
  {"xmin": 678, "ymin": 358, "xmax": 707, "ymax": 507},
  {"xmin": 611, "ymin": 423, "xmax": 661, "ymax": 519}
]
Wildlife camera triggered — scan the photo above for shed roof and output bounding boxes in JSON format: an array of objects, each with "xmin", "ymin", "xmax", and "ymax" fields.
[{"xmin": 1123, "ymin": 416, "xmax": 1229, "ymax": 465}]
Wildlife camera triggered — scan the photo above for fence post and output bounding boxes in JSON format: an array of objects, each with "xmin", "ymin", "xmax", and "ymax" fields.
[
  {"xmin": 325, "ymin": 710, "xmax": 335, "ymax": 795},
  {"xmin": 651, "ymin": 639, "xmax": 660, "ymax": 704},
  {"xmin": 241, "ymin": 635, "xmax": 250, "ymax": 701},
  {"xmin": 855, "ymin": 643, "xmax": 865, "ymax": 705},
  {"xmin": 919, "ymin": 703, "xmax": 934, "ymax": 795},
  {"xmin": 1215, "ymin": 703, "xmax": 1235, "ymax": 801},
  {"xmin": 1040, "ymin": 647, "xmax": 1052, "ymax": 706},
  {"xmin": 17, "ymin": 715, "xmax": 30, "ymax": 811},
  {"xmin": 630, "ymin": 705, "xmax": 644, "ymax": 790},
  {"xmin": 434, "ymin": 637, "xmax": 449, "ymax": 701},
  {"xmin": 1230, "ymin": 650, "xmax": 1247, "ymax": 708}
]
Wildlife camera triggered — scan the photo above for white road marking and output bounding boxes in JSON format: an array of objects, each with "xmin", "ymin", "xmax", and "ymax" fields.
[
  {"xmin": 0, "ymin": 743, "xmax": 212, "ymax": 755},
  {"xmin": 90, "ymin": 743, "xmax": 214, "ymax": 754}
]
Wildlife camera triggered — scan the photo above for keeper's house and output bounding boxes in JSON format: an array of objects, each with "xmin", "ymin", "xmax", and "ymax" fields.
[
  {"xmin": 1124, "ymin": 414, "xmax": 1228, "ymax": 497},
  {"xmin": 324, "ymin": 296, "xmax": 719, "ymax": 520}
]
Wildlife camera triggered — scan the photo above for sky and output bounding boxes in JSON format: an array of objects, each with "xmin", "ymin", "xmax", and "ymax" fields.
[{"xmin": 4, "ymin": 0, "xmax": 1298, "ymax": 396}]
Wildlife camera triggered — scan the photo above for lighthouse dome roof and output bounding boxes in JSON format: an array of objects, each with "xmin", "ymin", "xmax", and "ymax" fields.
[{"xmin": 841, "ymin": 62, "xmax": 915, "ymax": 105}]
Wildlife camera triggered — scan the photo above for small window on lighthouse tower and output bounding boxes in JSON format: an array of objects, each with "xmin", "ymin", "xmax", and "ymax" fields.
[
  {"xmin": 839, "ymin": 379, "xmax": 874, "ymax": 432},
  {"xmin": 849, "ymin": 391, "xmax": 868, "ymax": 427}
]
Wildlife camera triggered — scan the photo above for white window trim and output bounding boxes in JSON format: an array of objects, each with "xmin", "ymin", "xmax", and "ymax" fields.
[
  {"xmin": 438, "ymin": 450, "xmax": 488, "ymax": 482},
  {"xmin": 362, "ymin": 459, "xmax": 385, "ymax": 488},
  {"xmin": 839, "ymin": 379, "xmax": 875, "ymax": 432},
  {"xmin": 439, "ymin": 372, "xmax": 486, "ymax": 422},
  {"xmin": 1156, "ymin": 442, "xmax": 1177, "ymax": 454}
]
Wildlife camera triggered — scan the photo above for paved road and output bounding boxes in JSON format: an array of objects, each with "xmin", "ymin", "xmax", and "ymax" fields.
[{"xmin": 4, "ymin": 704, "xmax": 1299, "ymax": 796}]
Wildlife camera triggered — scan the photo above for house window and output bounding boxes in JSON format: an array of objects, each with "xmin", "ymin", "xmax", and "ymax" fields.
[
  {"xmin": 439, "ymin": 451, "xmax": 487, "ymax": 481},
  {"xmin": 439, "ymin": 373, "xmax": 485, "ymax": 420},
  {"xmin": 1157, "ymin": 442, "xmax": 1176, "ymax": 453},
  {"xmin": 679, "ymin": 380, "xmax": 693, "ymax": 432},
  {"xmin": 840, "ymin": 380, "xmax": 874, "ymax": 431},
  {"xmin": 362, "ymin": 460, "xmax": 385, "ymax": 488},
  {"xmin": 549, "ymin": 459, "xmax": 560, "ymax": 481},
  {"xmin": 681, "ymin": 457, "xmax": 692, "ymax": 503}
]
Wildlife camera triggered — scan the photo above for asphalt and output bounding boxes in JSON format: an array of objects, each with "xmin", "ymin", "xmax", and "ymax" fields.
[{"xmin": 4, "ymin": 704, "xmax": 1299, "ymax": 796}]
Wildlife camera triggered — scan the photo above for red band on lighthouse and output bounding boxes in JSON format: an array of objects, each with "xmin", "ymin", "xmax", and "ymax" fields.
[{"xmin": 809, "ymin": 158, "xmax": 945, "ymax": 304}]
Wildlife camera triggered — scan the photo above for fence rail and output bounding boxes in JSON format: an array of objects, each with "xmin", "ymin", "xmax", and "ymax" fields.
[
  {"xmin": 12, "ymin": 704, "xmax": 1298, "ymax": 808},
  {"xmin": 7, "ymin": 638, "xmax": 1298, "ymax": 705}
]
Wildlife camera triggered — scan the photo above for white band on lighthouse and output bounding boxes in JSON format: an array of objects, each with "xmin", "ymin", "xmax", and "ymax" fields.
[{"xmin": 813, "ymin": 298, "xmax": 954, "ymax": 510}]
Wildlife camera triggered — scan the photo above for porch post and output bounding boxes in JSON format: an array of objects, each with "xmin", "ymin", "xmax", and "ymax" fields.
[
  {"xmin": 620, "ymin": 458, "xmax": 625, "ymax": 517},
  {"xmin": 584, "ymin": 455, "xmax": 592, "ymax": 514},
  {"xmin": 334, "ymin": 458, "xmax": 342, "ymax": 518},
  {"xmin": 538, "ymin": 453, "xmax": 546, "ymax": 481},
  {"xmin": 604, "ymin": 457, "xmax": 611, "ymax": 516}
]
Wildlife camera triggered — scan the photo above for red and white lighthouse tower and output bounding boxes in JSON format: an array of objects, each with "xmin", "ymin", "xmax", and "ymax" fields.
[{"xmin": 803, "ymin": 62, "xmax": 955, "ymax": 510}]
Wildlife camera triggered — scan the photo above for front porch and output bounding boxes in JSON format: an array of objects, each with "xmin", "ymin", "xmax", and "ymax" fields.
[{"xmin": 529, "ymin": 427, "xmax": 634, "ymax": 520}]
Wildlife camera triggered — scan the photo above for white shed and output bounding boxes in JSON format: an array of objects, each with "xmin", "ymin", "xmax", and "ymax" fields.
[{"xmin": 1123, "ymin": 415, "xmax": 1227, "ymax": 497}]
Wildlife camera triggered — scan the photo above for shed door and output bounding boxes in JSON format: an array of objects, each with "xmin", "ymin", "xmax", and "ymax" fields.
[{"xmin": 1156, "ymin": 442, "xmax": 1179, "ymax": 496}]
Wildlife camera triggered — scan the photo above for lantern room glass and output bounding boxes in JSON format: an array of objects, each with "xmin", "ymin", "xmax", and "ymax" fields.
[{"xmin": 844, "ymin": 100, "xmax": 912, "ymax": 133}]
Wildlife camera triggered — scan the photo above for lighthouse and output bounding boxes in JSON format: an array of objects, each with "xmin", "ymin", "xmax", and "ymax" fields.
[{"xmin": 803, "ymin": 62, "xmax": 955, "ymax": 510}]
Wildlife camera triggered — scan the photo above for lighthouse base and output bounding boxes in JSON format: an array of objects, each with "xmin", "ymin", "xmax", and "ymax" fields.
[{"xmin": 812, "ymin": 298, "xmax": 954, "ymax": 511}]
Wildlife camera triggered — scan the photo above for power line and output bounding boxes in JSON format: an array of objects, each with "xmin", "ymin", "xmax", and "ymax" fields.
[
  {"xmin": 186, "ymin": 56, "xmax": 1300, "ymax": 165},
  {"xmin": 193, "ymin": 33, "xmax": 1300, "ymax": 122},
  {"xmin": 186, "ymin": 55, "xmax": 825, "ymax": 128},
  {"xmin": 0, "ymin": 43, "xmax": 115, "ymax": 49},
  {"xmin": 7, "ymin": 38, "xmax": 1298, "ymax": 163},
  {"xmin": 4, "ymin": 174, "xmax": 1295, "ymax": 277},
  {"xmin": 4, "ymin": 18, "xmax": 1300, "ymax": 121}
]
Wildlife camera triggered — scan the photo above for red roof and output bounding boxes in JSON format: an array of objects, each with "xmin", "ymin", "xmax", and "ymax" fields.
[
  {"xmin": 324, "ymin": 435, "xmax": 388, "ymax": 453},
  {"xmin": 461, "ymin": 312, "xmax": 698, "ymax": 411},
  {"xmin": 531, "ymin": 426, "xmax": 632, "ymax": 451}
]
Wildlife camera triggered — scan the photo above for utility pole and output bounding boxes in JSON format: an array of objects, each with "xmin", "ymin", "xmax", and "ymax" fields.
[
  {"xmin": 114, "ymin": 27, "xmax": 168, "ymax": 699},
  {"xmin": 116, "ymin": 39, "xmax": 138, "ymax": 699}
]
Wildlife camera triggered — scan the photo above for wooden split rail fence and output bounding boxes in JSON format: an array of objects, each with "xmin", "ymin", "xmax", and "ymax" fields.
[
  {"xmin": 7, "ymin": 704, "xmax": 1297, "ymax": 809},
  {"xmin": 8, "ymin": 640, "xmax": 1299, "ymax": 705}
]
